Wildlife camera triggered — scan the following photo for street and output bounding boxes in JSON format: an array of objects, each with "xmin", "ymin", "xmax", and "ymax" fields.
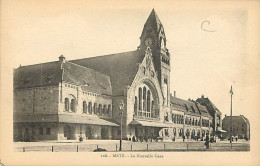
[{"xmin": 14, "ymin": 140, "xmax": 250, "ymax": 152}]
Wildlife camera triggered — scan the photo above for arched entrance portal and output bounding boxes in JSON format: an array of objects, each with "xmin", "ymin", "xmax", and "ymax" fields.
[
  {"xmin": 64, "ymin": 125, "xmax": 75, "ymax": 140},
  {"xmin": 133, "ymin": 79, "xmax": 161, "ymax": 119}
]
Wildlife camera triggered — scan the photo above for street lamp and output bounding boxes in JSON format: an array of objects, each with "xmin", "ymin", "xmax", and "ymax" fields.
[
  {"xmin": 119, "ymin": 100, "xmax": 124, "ymax": 151},
  {"xmin": 230, "ymin": 85, "xmax": 234, "ymax": 148}
]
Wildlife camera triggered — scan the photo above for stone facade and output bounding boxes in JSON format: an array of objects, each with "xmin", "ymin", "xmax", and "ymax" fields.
[
  {"xmin": 13, "ymin": 9, "xmax": 221, "ymax": 142},
  {"xmin": 222, "ymin": 115, "xmax": 250, "ymax": 140}
]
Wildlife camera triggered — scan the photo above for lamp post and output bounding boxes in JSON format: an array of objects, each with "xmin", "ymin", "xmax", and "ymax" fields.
[
  {"xmin": 230, "ymin": 86, "xmax": 234, "ymax": 148},
  {"xmin": 119, "ymin": 100, "xmax": 125, "ymax": 151}
]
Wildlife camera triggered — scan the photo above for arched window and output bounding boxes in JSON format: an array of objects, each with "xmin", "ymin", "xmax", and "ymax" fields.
[
  {"xmin": 98, "ymin": 104, "xmax": 102, "ymax": 115},
  {"xmin": 134, "ymin": 96, "xmax": 137, "ymax": 116},
  {"xmin": 202, "ymin": 130, "xmax": 205, "ymax": 137},
  {"xmin": 107, "ymin": 105, "xmax": 111, "ymax": 116},
  {"xmin": 192, "ymin": 129, "xmax": 195, "ymax": 139},
  {"xmin": 88, "ymin": 102, "xmax": 92, "ymax": 114},
  {"xmin": 197, "ymin": 130, "xmax": 201, "ymax": 137},
  {"xmin": 83, "ymin": 101, "xmax": 87, "ymax": 113},
  {"xmin": 173, "ymin": 128, "xmax": 176, "ymax": 136},
  {"xmin": 186, "ymin": 129, "xmax": 190, "ymax": 137},
  {"xmin": 70, "ymin": 99, "xmax": 76, "ymax": 112},
  {"xmin": 138, "ymin": 88, "xmax": 142, "ymax": 111},
  {"xmin": 147, "ymin": 90, "xmax": 151, "ymax": 112},
  {"xmin": 64, "ymin": 98, "xmax": 69, "ymax": 112},
  {"xmin": 143, "ymin": 87, "xmax": 147, "ymax": 112},
  {"xmin": 179, "ymin": 128, "xmax": 183, "ymax": 137},
  {"xmin": 93, "ymin": 103, "xmax": 97, "ymax": 114},
  {"xmin": 103, "ymin": 105, "xmax": 107, "ymax": 115},
  {"xmin": 172, "ymin": 113, "xmax": 175, "ymax": 123},
  {"xmin": 151, "ymin": 100, "xmax": 154, "ymax": 117}
]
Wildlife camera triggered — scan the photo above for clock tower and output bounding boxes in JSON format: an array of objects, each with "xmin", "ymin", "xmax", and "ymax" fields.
[{"xmin": 139, "ymin": 9, "xmax": 171, "ymax": 107}]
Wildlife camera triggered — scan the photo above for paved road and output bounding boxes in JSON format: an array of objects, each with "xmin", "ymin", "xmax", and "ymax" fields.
[{"xmin": 15, "ymin": 140, "xmax": 250, "ymax": 152}]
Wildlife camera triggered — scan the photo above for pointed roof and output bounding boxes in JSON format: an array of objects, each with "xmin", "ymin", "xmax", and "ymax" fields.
[{"xmin": 141, "ymin": 9, "xmax": 164, "ymax": 37}]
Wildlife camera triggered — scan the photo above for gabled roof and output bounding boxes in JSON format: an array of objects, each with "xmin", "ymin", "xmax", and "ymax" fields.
[
  {"xmin": 70, "ymin": 50, "xmax": 144, "ymax": 96},
  {"xmin": 171, "ymin": 96, "xmax": 202, "ymax": 117},
  {"xmin": 14, "ymin": 60, "xmax": 112, "ymax": 95},
  {"xmin": 196, "ymin": 97, "xmax": 222, "ymax": 115},
  {"xmin": 223, "ymin": 115, "xmax": 250, "ymax": 125},
  {"xmin": 14, "ymin": 61, "xmax": 63, "ymax": 89}
]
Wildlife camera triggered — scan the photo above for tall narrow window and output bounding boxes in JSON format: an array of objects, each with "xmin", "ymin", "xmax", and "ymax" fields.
[
  {"xmin": 138, "ymin": 88, "xmax": 142, "ymax": 110},
  {"xmin": 147, "ymin": 90, "xmax": 151, "ymax": 112},
  {"xmin": 143, "ymin": 87, "xmax": 147, "ymax": 112},
  {"xmin": 103, "ymin": 105, "xmax": 107, "ymax": 115},
  {"xmin": 70, "ymin": 99, "xmax": 76, "ymax": 112},
  {"xmin": 65, "ymin": 98, "xmax": 69, "ymax": 112},
  {"xmin": 134, "ymin": 96, "xmax": 137, "ymax": 116},
  {"xmin": 83, "ymin": 101, "xmax": 87, "ymax": 113},
  {"xmin": 107, "ymin": 105, "xmax": 111, "ymax": 116},
  {"xmin": 94, "ymin": 103, "xmax": 97, "ymax": 114},
  {"xmin": 88, "ymin": 102, "xmax": 92, "ymax": 114},
  {"xmin": 98, "ymin": 104, "xmax": 102, "ymax": 115}
]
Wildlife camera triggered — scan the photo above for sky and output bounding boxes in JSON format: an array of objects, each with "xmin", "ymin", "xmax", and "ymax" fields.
[{"xmin": 2, "ymin": 0, "xmax": 259, "ymax": 121}]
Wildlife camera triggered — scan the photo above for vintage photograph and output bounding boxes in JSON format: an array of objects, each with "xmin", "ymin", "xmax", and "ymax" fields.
[{"xmin": 1, "ymin": 0, "xmax": 260, "ymax": 165}]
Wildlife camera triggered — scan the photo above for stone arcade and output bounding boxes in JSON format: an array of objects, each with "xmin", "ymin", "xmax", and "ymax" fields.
[{"xmin": 13, "ymin": 9, "xmax": 222, "ymax": 142}]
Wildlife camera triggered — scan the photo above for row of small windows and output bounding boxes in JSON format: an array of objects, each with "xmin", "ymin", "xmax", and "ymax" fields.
[
  {"xmin": 165, "ymin": 128, "xmax": 209, "ymax": 138},
  {"xmin": 64, "ymin": 84, "xmax": 77, "ymax": 89},
  {"xmin": 164, "ymin": 112, "xmax": 210, "ymax": 127},
  {"xmin": 64, "ymin": 98, "xmax": 111, "ymax": 116},
  {"xmin": 64, "ymin": 84, "xmax": 99, "ymax": 97},
  {"xmin": 83, "ymin": 101, "xmax": 111, "ymax": 116},
  {"xmin": 162, "ymin": 56, "xmax": 170, "ymax": 65}
]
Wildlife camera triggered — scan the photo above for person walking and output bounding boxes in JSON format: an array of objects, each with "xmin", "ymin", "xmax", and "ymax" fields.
[{"xmin": 205, "ymin": 133, "xmax": 210, "ymax": 149}]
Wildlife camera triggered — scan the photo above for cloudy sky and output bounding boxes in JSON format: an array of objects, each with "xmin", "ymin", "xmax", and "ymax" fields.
[{"xmin": 2, "ymin": 0, "xmax": 259, "ymax": 120}]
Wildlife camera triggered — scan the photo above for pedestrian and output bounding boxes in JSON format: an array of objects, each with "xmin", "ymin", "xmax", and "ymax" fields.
[
  {"xmin": 205, "ymin": 133, "xmax": 209, "ymax": 149},
  {"xmin": 183, "ymin": 135, "xmax": 185, "ymax": 142}
]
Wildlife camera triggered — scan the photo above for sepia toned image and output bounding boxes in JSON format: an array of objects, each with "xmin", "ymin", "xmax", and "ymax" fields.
[{"xmin": 1, "ymin": 0, "xmax": 260, "ymax": 165}]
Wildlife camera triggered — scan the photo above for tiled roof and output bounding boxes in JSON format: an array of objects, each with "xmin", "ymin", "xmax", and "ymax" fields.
[
  {"xmin": 195, "ymin": 102, "xmax": 211, "ymax": 117},
  {"xmin": 14, "ymin": 60, "xmax": 112, "ymax": 95},
  {"xmin": 14, "ymin": 61, "xmax": 63, "ymax": 88},
  {"xmin": 170, "ymin": 96, "xmax": 200, "ymax": 116},
  {"xmin": 223, "ymin": 115, "xmax": 249, "ymax": 125},
  {"xmin": 14, "ymin": 114, "xmax": 119, "ymax": 126},
  {"xmin": 70, "ymin": 50, "xmax": 144, "ymax": 96},
  {"xmin": 196, "ymin": 97, "xmax": 222, "ymax": 115},
  {"xmin": 170, "ymin": 96, "xmax": 212, "ymax": 118},
  {"xmin": 62, "ymin": 62, "xmax": 112, "ymax": 95}
]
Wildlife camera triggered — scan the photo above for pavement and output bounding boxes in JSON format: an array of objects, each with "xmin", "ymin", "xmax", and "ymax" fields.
[{"xmin": 14, "ymin": 139, "xmax": 250, "ymax": 152}]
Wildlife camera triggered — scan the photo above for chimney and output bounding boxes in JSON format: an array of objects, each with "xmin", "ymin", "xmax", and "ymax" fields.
[
  {"xmin": 174, "ymin": 91, "xmax": 176, "ymax": 97},
  {"xmin": 225, "ymin": 114, "xmax": 227, "ymax": 117},
  {"xmin": 201, "ymin": 95, "xmax": 204, "ymax": 98},
  {"xmin": 59, "ymin": 55, "xmax": 66, "ymax": 69},
  {"xmin": 59, "ymin": 55, "xmax": 66, "ymax": 63}
]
